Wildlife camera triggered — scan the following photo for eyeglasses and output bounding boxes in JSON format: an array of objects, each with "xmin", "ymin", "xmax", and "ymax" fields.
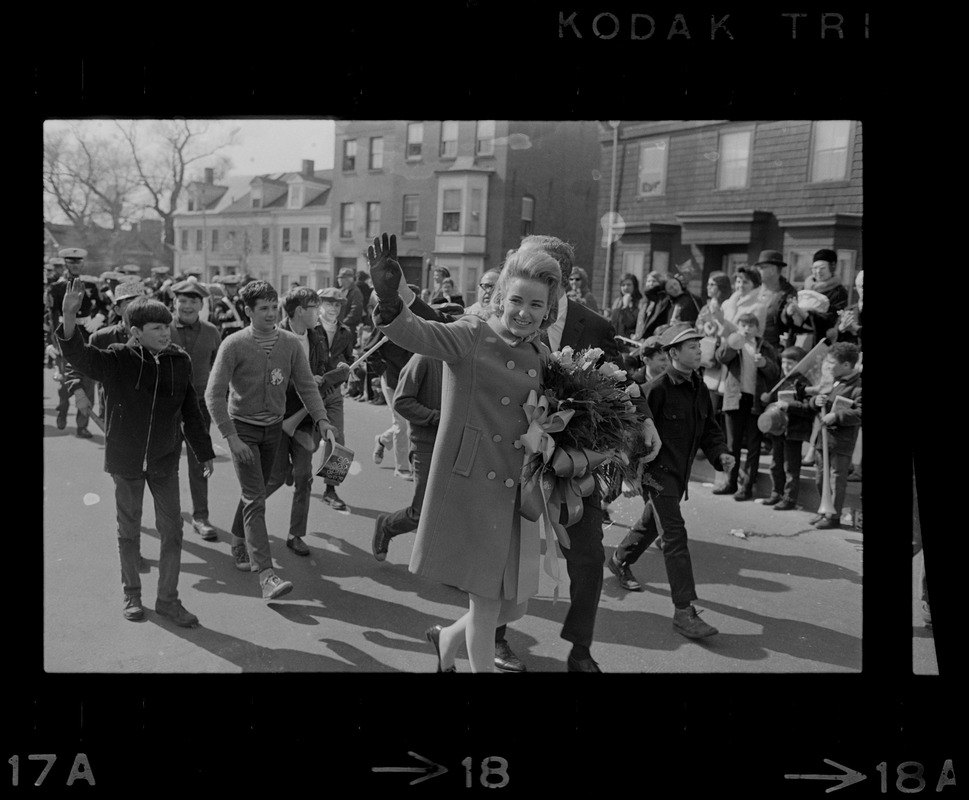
[{"xmin": 479, "ymin": 283, "xmax": 495, "ymax": 290}]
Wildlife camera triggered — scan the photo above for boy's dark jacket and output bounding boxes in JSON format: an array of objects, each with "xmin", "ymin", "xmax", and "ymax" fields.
[
  {"xmin": 715, "ymin": 334, "xmax": 780, "ymax": 415},
  {"xmin": 768, "ymin": 373, "xmax": 814, "ymax": 442},
  {"xmin": 56, "ymin": 325, "xmax": 215, "ymax": 477},
  {"xmin": 278, "ymin": 317, "xmax": 353, "ymax": 431},
  {"xmin": 817, "ymin": 370, "xmax": 862, "ymax": 456}
]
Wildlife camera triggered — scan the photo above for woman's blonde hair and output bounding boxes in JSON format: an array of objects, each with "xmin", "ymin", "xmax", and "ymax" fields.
[{"xmin": 488, "ymin": 247, "xmax": 562, "ymax": 330}]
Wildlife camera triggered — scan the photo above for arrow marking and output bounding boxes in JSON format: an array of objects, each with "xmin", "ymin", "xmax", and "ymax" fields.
[
  {"xmin": 785, "ymin": 759, "xmax": 867, "ymax": 793},
  {"xmin": 372, "ymin": 751, "xmax": 448, "ymax": 786}
]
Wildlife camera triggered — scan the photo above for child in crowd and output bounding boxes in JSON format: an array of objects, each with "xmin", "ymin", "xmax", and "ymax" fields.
[
  {"xmin": 56, "ymin": 283, "xmax": 215, "ymax": 626},
  {"xmin": 713, "ymin": 312, "xmax": 779, "ymax": 500},
  {"xmin": 809, "ymin": 342, "xmax": 862, "ymax": 529},
  {"xmin": 762, "ymin": 346, "xmax": 814, "ymax": 511}
]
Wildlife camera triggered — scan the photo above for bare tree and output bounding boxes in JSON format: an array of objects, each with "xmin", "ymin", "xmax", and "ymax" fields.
[{"xmin": 115, "ymin": 120, "xmax": 240, "ymax": 266}]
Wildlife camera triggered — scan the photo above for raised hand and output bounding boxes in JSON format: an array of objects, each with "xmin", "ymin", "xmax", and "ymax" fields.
[
  {"xmin": 367, "ymin": 233, "xmax": 402, "ymax": 303},
  {"xmin": 62, "ymin": 278, "xmax": 85, "ymax": 318}
]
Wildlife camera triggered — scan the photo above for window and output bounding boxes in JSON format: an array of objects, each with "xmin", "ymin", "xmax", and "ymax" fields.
[
  {"xmin": 282, "ymin": 228, "xmax": 291, "ymax": 252},
  {"xmin": 211, "ymin": 230, "xmax": 219, "ymax": 252},
  {"xmin": 342, "ymin": 139, "xmax": 357, "ymax": 171},
  {"xmin": 366, "ymin": 202, "xmax": 381, "ymax": 239},
  {"xmin": 476, "ymin": 120, "xmax": 496, "ymax": 156},
  {"xmin": 811, "ymin": 120, "xmax": 852, "ymax": 182},
  {"xmin": 195, "ymin": 230, "xmax": 203, "ymax": 251},
  {"xmin": 318, "ymin": 227, "xmax": 328, "ymax": 252},
  {"xmin": 637, "ymin": 138, "xmax": 669, "ymax": 197},
  {"xmin": 251, "ymin": 197, "xmax": 261, "ymax": 209},
  {"xmin": 180, "ymin": 230, "xmax": 188, "ymax": 251},
  {"xmin": 717, "ymin": 128, "xmax": 753, "ymax": 189},
  {"xmin": 300, "ymin": 227, "xmax": 309, "ymax": 253},
  {"xmin": 440, "ymin": 121, "xmax": 458, "ymax": 158},
  {"xmin": 442, "ymin": 189, "xmax": 461, "ymax": 233},
  {"xmin": 621, "ymin": 250, "xmax": 645, "ymax": 285},
  {"xmin": 340, "ymin": 203, "xmax": 355, "ymax": 238},
  {"xmin": 187, "ymin": 197, "xmax": 196, "ymax": 212},
  {"xmin": 520, "ymin": 196, "xmax": 534, "ymax": 238},
  {"xmin": 406, "ymin": 122, "xmax": 423, "ymax": 159},
  {"xmin": 289, "ymin": 186, "xmax": 303, "ymax": 209},
  {"xmin": 402, "ymin": 194, "xmax": 420, "ymax": 235},
  {"xmin": 261, "ymin": 228, "xmax": 270, "ymax": 254},
  {"xmin": 469, "ymin": 188, "xmax": 483, "ymax": 235},
  {"xmin": 369, "ymin": 137, "xmax": 384, "ymax": 170}
]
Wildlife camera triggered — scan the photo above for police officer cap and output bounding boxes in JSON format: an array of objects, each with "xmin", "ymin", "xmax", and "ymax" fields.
[
  {"xmin": 113, "ymin": 281, "xmax": 146, "ymax": 302},
  {"xmin": 659, "ymin": 322, "xmax": 705, "ymax": 348},
  {"xmin": 59, "ymin": 247, "xmax": 87, "ymax": 260},
  {"xmin": 218, "ymin": 274, "xmax": 243, "ymax": 285},
  {"xmin": 172, "ymin": 279, "xmax": 209, "ymax": 298},
  {"xmin": 317, "ymin": 287, "xmax": 343, "ymax": 301},
  {"xmin": 49, "ymin": 257, "xmax": 65, "ymax": 267},
  {"xmin": 337, "ymin": 267, "xmax": 356, "ymax": 279}
]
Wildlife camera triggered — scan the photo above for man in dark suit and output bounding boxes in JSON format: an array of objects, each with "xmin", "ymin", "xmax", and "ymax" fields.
[{"xmin": 494, "ymin": 235, "xmax": 659, "ymax": 672}]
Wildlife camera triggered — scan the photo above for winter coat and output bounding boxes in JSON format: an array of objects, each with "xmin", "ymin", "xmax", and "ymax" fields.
[
  {"xmin": 312, "ymin": 320, "xmax": 356, "ymax": 402},
  {"xmin": 55, "ymin": 324, "xmax": 215, "ymax": 478},
  {"xmin": 761, "ymin": 276, "xmax": 798, "ymax": 349},
  {"xmin": 633, "ymin": 288, "xmax": 670, "ymax": 340},
  {"xmin": 768, "ymin": 374, "xmax": 813, "ymax": 442},
  {"xmin": 815, "ymin": 370, "xmax": 862, "ymax": 456},
  {"xmin": 393, "ymin": 354, "xmax": 442, "ymax": 450},
  {"xmin": 610, "ymin": 295, "xmax": 640, "ymax": 339},
  {"xmin": 720, "ymin": 288, "xmax": 768, "ymax": 334},
  {"xmin": 715, "ymin": 335, "xmax": 780, "ymax": 414},
  {"xmin": 378, "ymin": 303, "xmax": 547, "ymax": 601}
]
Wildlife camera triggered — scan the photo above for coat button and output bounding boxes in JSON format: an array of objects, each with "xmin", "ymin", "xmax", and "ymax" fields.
[
  {"xmin": 513, "ymin": 440, "xmax": 523, "ymax": 449},
  {"xmin": 504, "ymin": 478, "xmax": 515, "ymax": 488},
  {"xmin": 487, "ymin": 471, "xmax": 497, "ymax": 480},
  {"xmin": 500, "ymin": 396, "xmax": 510, "ymax": 405},
  {"xmin": 506, "ymin": 360, "xmax": 515, "ymax": 369},
  {"xmin": 528, "ymin": 368, "xmax": 537, "ymax": 377},
  {"xmin": 492, "ymin": 434, "xmax": 502, "ymax": 443}
]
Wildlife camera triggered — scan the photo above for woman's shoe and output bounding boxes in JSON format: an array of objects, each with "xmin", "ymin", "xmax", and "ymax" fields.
[{"xmin": 425, "ymin": 625, "xmax": 456, "ymax": 673}]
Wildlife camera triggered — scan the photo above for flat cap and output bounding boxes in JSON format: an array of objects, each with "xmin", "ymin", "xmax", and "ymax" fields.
[
  {"xmin": 659, "ymin": 322, "xmax": 705, "ymax": 348},
  {"xmin": 317, "ymin": 287, "xmax": 343, "ymax": 301},
  {"xmin": 113, "ymin": 281, "xmax": 146, "ymax": 302},
  {"xmin": 172, "ymin": 279, "xmax": 209, "ymax": 298}
]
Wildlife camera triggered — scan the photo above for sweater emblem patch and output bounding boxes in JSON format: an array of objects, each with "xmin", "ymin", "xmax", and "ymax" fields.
[{"xmin": 270, "ymin": 368, "xmax": 284, "ymax": 386}]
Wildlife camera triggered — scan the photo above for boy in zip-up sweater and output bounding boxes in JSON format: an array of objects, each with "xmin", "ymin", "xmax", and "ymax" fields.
[
  {"xmin": 205, "ymin": 281, "xmax": 335, "ymax": 600},
  {"xmin": 57, "ymin": 284, "xmax": 215, "ymax": 627}
]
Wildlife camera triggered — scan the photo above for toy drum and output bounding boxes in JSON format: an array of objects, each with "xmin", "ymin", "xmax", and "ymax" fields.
[{"xmin": 315, "ymin": 430, "xmax": 354, "ymax": 485}]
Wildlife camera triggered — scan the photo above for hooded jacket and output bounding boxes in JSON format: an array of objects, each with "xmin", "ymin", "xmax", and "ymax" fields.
[{"xmin": 56, "ymin": 324, "xmax": 215, "ymax": 478}]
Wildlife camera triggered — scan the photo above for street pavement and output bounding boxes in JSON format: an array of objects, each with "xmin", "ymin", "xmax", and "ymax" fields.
[{"xmin": 43, "ymin": 367, "xmax": 865, "ymax": 673}]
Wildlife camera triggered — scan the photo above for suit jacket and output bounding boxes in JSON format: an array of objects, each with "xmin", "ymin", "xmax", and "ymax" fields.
[{"xmin": 554, "ymin": 298, "xmax": 621, "ymax": 366}]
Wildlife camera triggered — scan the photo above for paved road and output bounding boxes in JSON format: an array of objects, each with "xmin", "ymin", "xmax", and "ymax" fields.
[{"xmin": 43, "ymin": 367, "xmax": 863, "ymax": 673}]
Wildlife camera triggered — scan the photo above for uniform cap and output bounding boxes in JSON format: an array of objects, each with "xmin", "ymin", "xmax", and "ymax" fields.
[
  {"xmin": 58, "ymin": 247, "xmax": 87, "ymax": 259},
  {"xmin": 659, "ymin": 322, "xmax": 705, "ymax": 348}
]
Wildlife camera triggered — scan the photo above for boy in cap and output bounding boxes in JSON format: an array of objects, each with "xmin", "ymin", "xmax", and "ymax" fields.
[
  {"xmin": 56, "ymin": 281, "xmax": 215, "ymax": 626},
  {"xmin": 808, "ymin": 342, "xmax": 862, "ymax": 529},
  {"xmin": 609, "ymin": 322, "xmax": 734, "ymax": 639},
  {"xmin": 762, "ymin": 346, "xmax": 814, "ymax": 511},
  {"xmin": 170, "ymin": 279, "xmax": 223, "ymax": 540},
  {"xmin": 205, "ymin": 281, "xmax": 336, "ymax": 599},
  {"xmin": 211, "ymin": 274, "xmax": 248, "ymax": 339}
]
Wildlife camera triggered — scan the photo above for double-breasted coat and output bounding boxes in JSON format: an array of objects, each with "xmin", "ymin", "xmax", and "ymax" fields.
[{"xmin": 379, "ymin": 304, "xmax": 547, "ymax": 601}]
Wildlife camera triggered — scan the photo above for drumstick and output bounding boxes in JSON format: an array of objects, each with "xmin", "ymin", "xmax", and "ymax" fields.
[{"xmin": 348, "ymin": 336, "xmax": 390, "ymax": 372}]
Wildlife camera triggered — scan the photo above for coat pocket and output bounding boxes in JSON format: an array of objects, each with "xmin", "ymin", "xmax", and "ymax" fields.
[
  {"xmin": 662, "ymin": 409, "xmax": 687, "ymax": 439},
  {"xmin": 451, "ymin": 425, "xmax": 481, "ymax": 476}
]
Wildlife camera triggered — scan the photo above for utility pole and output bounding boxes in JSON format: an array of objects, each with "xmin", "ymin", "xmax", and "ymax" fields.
[{"xmin": 602, "ymin": 121, "xmax": 620, "ymax": 309}]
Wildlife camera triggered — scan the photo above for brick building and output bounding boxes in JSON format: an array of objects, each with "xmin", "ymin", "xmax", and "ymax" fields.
[
  {"xmin": 592, "ymin": 120, "xmax": 863, "ymax": 306},
  {"xmin": 172, "ymin": 163, "xmax": 334, "ymax": 290},
  {"xmin": 329, "ymin": 120, "xmax": 601, "ymax": 301}
]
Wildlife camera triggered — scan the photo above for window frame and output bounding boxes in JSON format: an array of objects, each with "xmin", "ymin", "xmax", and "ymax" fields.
[
  {"xmin": 520, "ymin": 195, "xmax": 535, "ymax": 238},
  {"xmin": 195, "ymin": 229, "xmax": 203, "ymax": 251},
  {"xmin": 406, "ymin": 122, "xmax": 423, "ymax": 160},
  {"xmin": 369, "ymin": 136, "xmax": 384, "ymax": 170},
  {"xmin": 300, "ymin": 227, "xmax": 310, "ymax": 253},
  {"xmin": 716, "ymin": 126, "xmax": 755, "ymax": 190},
  {"xmin": 180, "ymin": 229, "xmax": 188, "ymax": 251},
  {"xmin": 281, "ymin": 228, "xmax": 291, "ymax": 252},
  {"xmin": 317, "ymin": 227, "xmax": 328, "ymax": 252},
  {"xmin": 441, "ymin": 188, "xmax": 462, "ymax": 234},
  {"xmin": 342, "ymin": 139, "xmax": 357, "ymax": 172},
  {"xmin": 210, "ymin": 229, "xmax": 219, "ymax": 253},
  {"xmin": 440, "ymin": 120, "xmax": 459, "ymax": 159},
  {"xmin": 340, "ymin": 203, "xmax": 355, "ymax": 239},
  {"xmin": 808, "ymin": 120, "xmax": 855, "ymax": 184},
  {"xmin": 637, "ymin": 137, "xmax": 669, "ymax": 198},
  {"xmin": 260, "ymin": 227, "xmax": 270, "ymax": 254},
  {"xmin": 402, "ymin": 194, "xmax": 420, "ymax": 236},
  {"xmin": 475, "ymin": 120, "xmax": 496, "ymax": 156},
  {"xmin": 366, "ymin": 201, "xmax": 381, "ymax": 240}
]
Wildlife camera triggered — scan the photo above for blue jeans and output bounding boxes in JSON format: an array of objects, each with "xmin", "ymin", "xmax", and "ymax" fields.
[
  {"xmin": 112, "ymin": 471, "xmax": 183, "ymax": 602},
  {"xmin": 263, "ymin": 430, "xmax": 315, "ymax": 540},
  {"xmin": 229, "ymin": 420, "xmax": 282, "ymax": 573},
  {"xmin": 381, "ymin": 448, "xmax": 432, "ymax": 538},
  {"xmin": 179, "ymin": 403, "xmax": 211, "ymax": 520}
]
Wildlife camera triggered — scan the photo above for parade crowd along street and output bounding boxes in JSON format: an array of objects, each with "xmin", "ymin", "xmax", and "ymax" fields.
[{"xmin": 44, "ymin": 236, "xmax": 863, "ymax": 671}]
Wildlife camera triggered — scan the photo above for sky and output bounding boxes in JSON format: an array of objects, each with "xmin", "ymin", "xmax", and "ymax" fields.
[{"xmin": 215, "ymin": 119, "xmax": 335, "ymax": 175}]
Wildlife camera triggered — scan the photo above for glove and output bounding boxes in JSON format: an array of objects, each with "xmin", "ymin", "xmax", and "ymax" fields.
[
  {"xmin": 322, "ymin": 363, "xmax": 351, "ymax": 385},
  {"xmin": 366, "ymin": 233, "xmax": 403, "ymax": 303}
]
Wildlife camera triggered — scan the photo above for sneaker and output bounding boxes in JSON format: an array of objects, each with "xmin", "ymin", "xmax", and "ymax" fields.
[
  {"xmin": 773, "ymin": 498, "xmax": 797, "ymax": 511},
  {"xmin": 123, "ymin": 595, "xmax": 145, "ymax": 622},
  {"xmin": 75, "ymin": 427, "xmax": 93, "ymax": 439},
  {"xmin": 372, "ymin": 435, "xmax": 386, "ymax": 464},
  {"xmin": 323, "ymin": 490, "xmax": 348, "ymax": 511},
  {"xmin": 56, "ymin": 411, "xmax": 67, "ymax": 430},
  {"xmin": 394, "ymin": 468, "xmax": 414, "ymax": 481},
  {"xmin": 260, "ymin": 570, "xmax": 294, "ymax": 600},
  {"xmin": 494, "ymin": 640, "xmax": 527, "ymax": 672},
  {"xmin": 711, "ymin": 483, "xmax": 737, "ymax": 495},
  {"xmin": 286, "ymin": 536, "xmax": 310, "ymax": 556},
  {"xmin": 372, "ymin": 514, "xmax": 390, "ymax": 562},
  {"xmin": 154, "ymin": 599, "xmax": 199, "ymax": 628},
  {"xmin": 733, "ymin": 488, "xmax": 753, "ymax": 501},
  {"xmin": 231, "ymin": 542, "xmax": 252, "ymax": 572},
  {"xmin": 192, "ymin": 518, "xmax": 218, "ymax": 541},
  {"xmin": 607, "ymin": 553, "xmax": 644, "ymax": 591},
  {"xmin": 762, "ymin": 492, "xmax": 782, "ymax": 506},
  {"xmin": 672, "ymin": 605, "xmax": 718, "ymax": 639},
  {"xmin": 814, "ymin": 515, "xmax": 841, "ymax": 530}
]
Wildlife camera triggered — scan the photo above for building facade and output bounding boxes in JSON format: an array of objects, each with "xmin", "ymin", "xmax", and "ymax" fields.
[
  {"xmin": 328, "ymin": 120, "xmax": 601, "ymax": 301},
  {"xmin": 592, "ymin": 120, "xmax": 863, "ymax": 306},
  {"xmin": 172, "ymin": 163, "xmax": 334, "ymax": 290}
]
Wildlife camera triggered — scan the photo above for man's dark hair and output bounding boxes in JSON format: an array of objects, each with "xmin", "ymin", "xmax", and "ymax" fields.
[
  {"xmin": 735, "ymin": 265, "xmax": 762, "ymax": 288},
  {"xmin": 282, "ymin": 286, "xmax": 320, "ymax": 318},
  {"xmin": 737, "ymin": 312, "xmax": 761, "ymax": 327},
  {"xmin": 124, "ymin": 297, "xmax": 173, "ymax": 329},
  {"xmin": 829, "ymin": 341, "xmax": 860, "ymax": 366},
  {"xmin": 239, "ymin": 280, "xmax": 278, "ymax": 309}
]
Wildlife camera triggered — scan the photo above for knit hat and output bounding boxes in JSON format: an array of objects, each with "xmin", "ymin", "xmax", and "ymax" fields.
[{"xmin": 812, "ymin": 248, "xmax": 838, "ymax": 264}]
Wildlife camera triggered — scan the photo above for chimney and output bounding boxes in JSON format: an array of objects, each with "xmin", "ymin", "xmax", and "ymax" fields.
[
  {"xmin": 302, "ymin": 159, "xmax": 314, "ymax": 177},
  {"xmin": 204, "ymin": 167, "xmax": 214, "ymax": 184}
]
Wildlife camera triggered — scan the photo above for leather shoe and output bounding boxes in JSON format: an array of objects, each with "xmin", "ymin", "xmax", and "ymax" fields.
[
  {"xmin": 56, "ymin": 411, "xmax": 67, "ymax": 430},
  {"xmin": 807, "ymin": 513, "xmax": 824, "ymax": 525},
  {"xmin": 286, "ymin": 536, "xmax": 310, "ymax": 556},
  {"xmin": 191, "ymin": 518, "xmax": 218, "ymax": 541},
  {"xmin": 607, "ymin": 553, "xmax": 644, "ymax": 591},
  {"xmin": 323, "ymin": 490, "xmax": 347, "ymax": 511},
  {"xmin": 814, "ymin": 515, "xmax": 840, "ymax": 530},
  {"xmin": 762, "ymin": 492, "xmax": 782, "ymax": 506},
  {"xmin": 123, "ymin": 595, "xmax": 145, "ymax": 621},
  {"xmin": 567, "ymin": 653, "xmax": 602, "ymax": 672},
  {"xmin": 494, "ymin": 640, "xmax": 526, "ymax": 672},
  {"xmin": 773, "ymin": 498, "xmax": 796, "ymax": 511},
  {"xmin": 372, "ymin": 514, "xmax": 390, "ymax": 561},
  {"xmin": 75, "ymin": 428, "xmax": 93, "ymax": 439},
  {"xmin": 733, "ymin": 488, "xmax": 753, "ymax": 501},
  {"xmin": 425, "ymin": 625, "xmax": 456, "ymax": 673},
  {"xmin": 673, "ymin": 605, "xmax": 718, "ymax": 639},
  {"xmin": 711, "ymin": 483, "xmax": 737, "ymax": 495}
]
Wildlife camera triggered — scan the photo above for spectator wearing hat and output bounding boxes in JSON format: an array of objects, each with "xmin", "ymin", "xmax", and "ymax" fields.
[
  {"xmin": 609, "ymin": 322, "xmax": 733, "ymax": 639},
  {"xmin": 781, "ymin": 249, "xmax": 849, "ymax": 348},
  {"xmin": 753, "ymin": 250, "xmax": 798, "ymax": 350},
  {"xmin": 712, "ymin": 312, "xmax": 780, "ymax": 500},
  {"xmin": 721, "ymin": 265, "xmax": 768, "ymax": 335},
  {"xmin": 210, "ymin": 274, "xmax": 249, "ymax": 340},
  {"xmin": 567, "ymin": 266, "xmax": 600, "ymax": 314},
  {"xmin": 761, "ymin": 346, "xmax": 813, "ymax": 511},
  {"xmin": 61, "ymin": 281, "xmax": 147, "ymax": 436},
  {"xmin": 170, "ymin": 279, "xmax": 222, "ymax": 540},
  {"xmin": 337, "ymin": 267, "xmax": 365, "ymax": 339}
]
